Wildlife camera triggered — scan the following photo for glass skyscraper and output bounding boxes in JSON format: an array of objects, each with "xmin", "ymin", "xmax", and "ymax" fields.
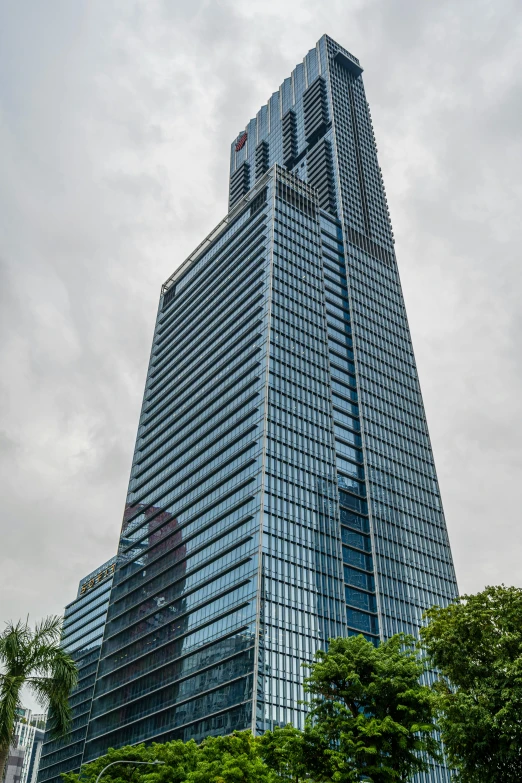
[
  {"xmin": 78, "ymin": 34, "xmax": 457, "ymax": 781},
  {"xmin": 37, "ymin": 559, "xmax": 116, "ymax": 783}
]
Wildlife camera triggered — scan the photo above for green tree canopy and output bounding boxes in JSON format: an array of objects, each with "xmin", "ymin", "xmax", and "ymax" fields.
[
  {"xmin": 71, "ymin": 636, "xmax": 439, "ymax": 783},
  {"xmin": 188, "ymin": 732, "xmax": 272, "ymax": 783},
  {"xmin": 63, "ymin": 733, "xmax": 273, "ymax": 783},
  {"xmin": 0, "ymin": 616, "xmax": 77, "ymax": 780},
  {"xmin": 257, "ymin": 723, "xmax": 316, "ymax": 783},
  {"xmin": 421, "ymin": 584, "xmax": 522, "ymax": 783},
  {"xmin": 300, "ymin": 634, "xmax": 440, "ymax": 783}
]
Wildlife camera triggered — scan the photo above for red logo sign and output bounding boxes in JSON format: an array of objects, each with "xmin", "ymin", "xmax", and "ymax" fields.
[{"xmin": 235, "ymin": 132, "xmax": 247, "ymax": 152}]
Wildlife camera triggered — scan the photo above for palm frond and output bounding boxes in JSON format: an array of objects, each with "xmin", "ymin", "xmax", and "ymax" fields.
[
  {"xmin": 28, "ymin": 641, "xmax": 62, "ymax": 678},
  {"xmin": 28, "ymin": 617, "xmax": 63, "ymax": 672},
  {"xmin": 33, "ymin": 616, "xmax": 62, "ymax": 645},
  {"xmin": 28, "ymin": 651, "xmax": 77, "ymax": 740},
  {"xmin": 0, "ymin": 621, "xmax": 32, "ymax": 675},
  {"xmin": 28, "ymin": 677, "xmax": 72, "ymax": 739},
  {"xmin": 49, "ymin": 649, "xmax": 78, "ymax": 694},
  {"xmin": 0, "ymin": 621, "xmax": 32, "ymax": 751},
  {"xmin": 0, "ymin": 617, "xmax": 76, "ymax": 748},
  {"xmin": 0, "ymin": 673, "xmax": 25, "ymax": 748}
]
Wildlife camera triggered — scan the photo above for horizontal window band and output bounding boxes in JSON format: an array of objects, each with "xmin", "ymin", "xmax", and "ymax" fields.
[
  {"xmin": 149, "ymin": 299, "xmax": 264, "ymax": 402},
  {"xmin": 148, "ymin": 290, "xmax": 265, "ymax": 408},
  {"xmin": 138, "ymin": 361, "xmax": 262, "ymax": 457},
  {"xmin": 121, "ymin": 481, "xmax": 258, "ymax": 573},
  {"xmin": 112, "ymin": 528, "xmax": 255, "ymax": 620},
  {"xmin": 94, "ymin": 624, "xmax": 252, "ymax": 700},
  {"xmin": 154, "ymin": 249, "xmax": 267, "ymax": 375},
  {"xmin": 159, "ymin": 213, "xmax": 268, "ymax": 330},
  {"xmin": 97, "ymin": 602, "xmax": 255, "ymax": 681},
  {"xmin": 156, "ymin": 243, "xmax": 267, "ymax": 366},
  {"xmin": 134, "ymin": 388, "xmax": 261, "ymax": 481},
  {"xmin": 84, "ymin": 695, "xmax": 254, "ymax": 759},
  {"xmin": 106, "ymin": 575, "xmax": 254, "ymax": 652},
  {"xmin": 88, "ymin": 647, "xmax": 255, "ymax": 725},
  {"xmin": 132, "ymin": 409, "xmax": 261, "ymax": 496},
  {"xmin": 116, "ymin": 486, "xmax": 254, "ymax": 596},
  {"xmin": 142, "ymin": 341, "xmax": 263, "ymax": 435}
]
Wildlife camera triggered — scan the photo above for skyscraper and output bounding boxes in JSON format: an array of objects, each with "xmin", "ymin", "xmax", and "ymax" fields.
[
  {"xmin": 37, "ymin": 559, "xmax": 116, "ymax": 783},
  {"xmin": 4, "ymin": 709, "xmax": 46, "ymax": 783},
  {"xmin": 81, "ymin": 34, "xmax": 457, "ymax": 780}
]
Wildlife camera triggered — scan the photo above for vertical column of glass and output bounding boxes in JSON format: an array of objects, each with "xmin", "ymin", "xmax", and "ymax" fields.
[
  {"xmin": 324, "ymin": 47, "xmax": 458, "ymax": 782},
  {"xmin": 37, "ymin": 572, "xmax": 113, "ymax": 783},
  {"xmin": 325, "ymin": 50, "xmax": 458, "ymax": 646},
  {"xmin": 84, "ymin": 203, "xmax": 273, "ymax": 758},
  {"xmin": 258, "ymin": 169, "xmax": 346, "ymax": 732},
  {"xmin": 319, "ymin": 212, "xmax": 380, "ymax": 643}
]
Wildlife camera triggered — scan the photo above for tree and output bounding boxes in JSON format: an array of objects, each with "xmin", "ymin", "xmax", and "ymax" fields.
[
  {"xmin": 62, "ymin": 733, "xmax": 273, "ymax": 783},
  {"xmin": 421, "ymin": 584, "xmax": 522, "ymax": 783},
  {"xmin": 61, "ymin": 740, "xmax": 200, "ymax": 783},
  {"xmin": 301, "ymin": 634, "xmax": 440, "ymax": 783},
  {"xmin": 0, "ymin": 616, "xmax": 77, "ymax": 780},
  {"xmin": 257, "ymin": 723, "xmax": 316, "ymax": 783},
  {"xmin": 188, "ymin": 732, "xmax": 273, "ymax": 783}
]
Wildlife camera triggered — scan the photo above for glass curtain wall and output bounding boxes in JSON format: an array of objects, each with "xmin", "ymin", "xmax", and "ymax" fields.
[
  {"xmin": 37, "ymin": 560, "xmax": 116, "ymax": 783},
  {"xmin": 258, "ymin": 169, "xmax": 346, "ymax": 731},
  {"xmin": 227, "ymin": 34, "xmax": 458, "ymax": 783},
  {"xmin": 83, "ymin": 176, "xmax": 271, "ymax": 757}
]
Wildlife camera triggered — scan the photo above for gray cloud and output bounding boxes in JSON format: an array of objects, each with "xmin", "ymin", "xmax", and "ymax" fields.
[{"xmin": 1, "ymin": 0, "xmax": 521, "ymax": 631}]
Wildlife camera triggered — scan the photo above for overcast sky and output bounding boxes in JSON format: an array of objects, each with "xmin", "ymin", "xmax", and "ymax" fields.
[{"xmin": 1, "ymin": 0, "xmax": 521, "ymax": 631}]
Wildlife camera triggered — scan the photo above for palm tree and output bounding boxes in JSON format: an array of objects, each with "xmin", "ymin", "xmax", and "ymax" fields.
[{"xmin": 0, "ymin": 616, "xmax": 77, "ymax": 780}]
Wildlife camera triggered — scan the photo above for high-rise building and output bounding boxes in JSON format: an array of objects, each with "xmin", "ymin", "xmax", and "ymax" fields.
[
  {"xmin": 36, "ymin": 559, "xmax": 116, "ymax": 783},
  {"xmin": 25, "ymin": 727, "xmax": 44, "ymax": 783},
  {"xmin": 3, "ymin": 746, "xmax": 25, "ymax": 783},
  {"xmin": 80, "ymin": 34, "xmax": 457, "ymax": 781},
  {"xmin": 3, "ymin": 709, "xmax": 46, "ymax": 783}
]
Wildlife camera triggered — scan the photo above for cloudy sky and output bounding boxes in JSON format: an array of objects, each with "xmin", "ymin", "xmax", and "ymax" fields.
[{"xmin": 1, "ymin": 0, "xmax": 521, "ymax": 630}]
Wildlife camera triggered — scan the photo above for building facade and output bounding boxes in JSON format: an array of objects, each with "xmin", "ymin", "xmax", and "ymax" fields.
[
  {"xmin": 3, "ymin": 710, "xmax": 46, "ymax": 783},
  {"xmin": 25, "ymin": 727, "xmax": 44, "ymax": 783},
  {"xmin": 79, "ymin": 35, "xmax": 456, "ymax": 782},
  {"xmin": 3, "ymin": 746, "xmax": 25, "ymax": 783},
  {"xmin": 36, "ymin": 559, "xmax": 116, "ymax": 783}
]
